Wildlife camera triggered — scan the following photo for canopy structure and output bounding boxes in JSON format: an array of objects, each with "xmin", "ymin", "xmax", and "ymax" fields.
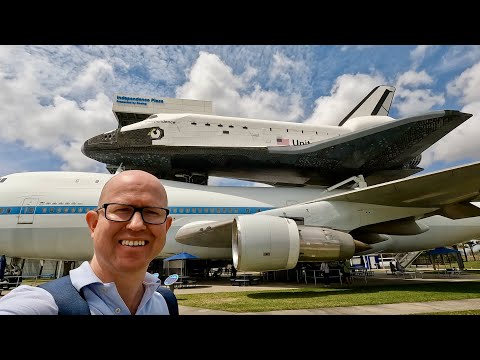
[
  {"xmin": 163, "ymin": 252, "xmax": 199, "ymax": 276},
  {"xmin": 164, "ymin": 252, "xmax": 199, "ymax": 261},
  {"xmin": 425, "ymin": 247, "xmax": 461, "ymax": 270},
  {"xmin": 425, "ymin": 247, "xmax": 459, "ymax": 256}
]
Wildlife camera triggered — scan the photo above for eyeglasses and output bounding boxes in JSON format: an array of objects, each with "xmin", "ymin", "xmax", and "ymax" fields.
[{"xmin": 96, "ymin": 203, "xmax": 170, "ymax": 225}]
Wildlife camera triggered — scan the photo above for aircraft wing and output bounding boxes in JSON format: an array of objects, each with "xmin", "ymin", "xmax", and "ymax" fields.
[
  {"xmin": 306, "ymin": 160, "xmax": 480, "ymax": 218},
  {"xmin": 175, "ymin": 160, "xmax": 480, "ymax": 249},
  {"xmin": 268, "ymin": 110, "xmax": 472, "ymax": 185}
]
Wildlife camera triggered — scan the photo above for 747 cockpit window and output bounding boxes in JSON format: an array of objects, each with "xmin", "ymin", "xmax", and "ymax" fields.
[{"xmin": 147, "ymin": 114, "xmax": 158, "ymax": 119}]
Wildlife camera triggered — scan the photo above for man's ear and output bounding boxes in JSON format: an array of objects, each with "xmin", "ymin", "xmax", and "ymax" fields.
[
  {"xmin": 85, "ymin": 210, "xmax": 99, "ymax": 237},
  {"xmin": 165, "ymin": 216, "xmax": 173, "ymax": 233}
]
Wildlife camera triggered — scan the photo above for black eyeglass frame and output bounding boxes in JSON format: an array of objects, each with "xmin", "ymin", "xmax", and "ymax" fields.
[{"xmin": 96, "ymin": 202, "xmax": 170, "ymax": 225}]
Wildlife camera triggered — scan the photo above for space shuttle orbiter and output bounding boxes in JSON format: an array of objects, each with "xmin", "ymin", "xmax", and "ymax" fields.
[{"xmin": 81, "ymin": 86, "xmax": 472, "ymax": 186}]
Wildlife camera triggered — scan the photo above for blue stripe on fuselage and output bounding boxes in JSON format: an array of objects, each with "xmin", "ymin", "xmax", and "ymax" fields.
[{"xmin": 0, "ymin": 206, "xmax": 274, "ymax": 216}]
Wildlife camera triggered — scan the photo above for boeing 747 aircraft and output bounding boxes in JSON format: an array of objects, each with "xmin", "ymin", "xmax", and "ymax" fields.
[
  {"xmin": 82, "ymin": 85, "xmax": 472, "ymax": 186},
  {"xmin": 1, "ymin": 161, "xmax": 480, "ymax": 271}
]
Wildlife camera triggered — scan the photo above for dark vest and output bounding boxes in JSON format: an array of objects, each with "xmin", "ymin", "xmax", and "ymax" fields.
[{"xmin": 38, "ymin": 275, "xmax": 179, "ymax": 315}]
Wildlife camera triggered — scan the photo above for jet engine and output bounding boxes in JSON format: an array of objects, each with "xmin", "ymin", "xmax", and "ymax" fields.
[{"xmin": 232, "ymin": 215, "xmax": 370, "ymax": 272}]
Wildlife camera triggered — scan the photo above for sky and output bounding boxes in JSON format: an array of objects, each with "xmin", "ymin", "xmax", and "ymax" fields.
[{"xmin": 1, "ymin": 45, "xmax": 480, "ymax": 186}]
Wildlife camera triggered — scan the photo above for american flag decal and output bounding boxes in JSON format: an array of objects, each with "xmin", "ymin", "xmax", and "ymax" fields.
[{"xmin": 276, "ymin": 137, "xmax": 289, "ymax": 146}]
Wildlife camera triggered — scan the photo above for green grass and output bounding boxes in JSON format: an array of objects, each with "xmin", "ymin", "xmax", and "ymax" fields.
[
  {"xmin": 176, "ymin": 281, "xmax": 480, "ymax": 312},
  {"xmin": 463, "ymin": 260, "xmax": 480, "ymax": 270}
]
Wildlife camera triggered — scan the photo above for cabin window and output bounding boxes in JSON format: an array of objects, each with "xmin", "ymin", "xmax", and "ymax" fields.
[
  {"xmin": 205, "ymin": 123, "xmax": 211, "ymax": 126},
  {"xmin": 95, "ymin": 180, "xmax": 99, "ymax": 183},
  {"xmin": 229, "ymin": 125, "xmax": 234, "ymax": 128},
  {"xmin": 301, "ymin": 130, "xmax": 304, "ymax": 133},
  {"xmin": 286, "ymin": 129, "xmax": 289, "ymax": 133},
  {"xmin": 223, "ymin": 131, "xmax": 229, "ymax": 134},
  {"xmin": 243, "ymin": 126, "xmax": 248, "ymax": 129},
  {"xmin": 218, "ymin": 124, "xmax": 223, "ymax": 127},
  {"xmin": 191, "ymin": 122, "xmax": 197, "ymax": 125}
]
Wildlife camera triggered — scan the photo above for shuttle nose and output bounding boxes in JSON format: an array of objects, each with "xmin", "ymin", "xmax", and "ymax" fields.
[{"xmin": 81, "ymin": 129, "xmax": 118, "ymax": 161}]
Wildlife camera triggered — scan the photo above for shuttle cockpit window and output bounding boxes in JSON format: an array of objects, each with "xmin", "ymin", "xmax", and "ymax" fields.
[{"xmin": 0, "ymin": 178, "xmax": 6, "ymax": 183}]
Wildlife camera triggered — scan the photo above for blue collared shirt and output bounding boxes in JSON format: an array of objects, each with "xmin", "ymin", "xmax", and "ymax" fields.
[{"xmin": 0, "ymin": 261, "xmax": 171, "ymax": 315}]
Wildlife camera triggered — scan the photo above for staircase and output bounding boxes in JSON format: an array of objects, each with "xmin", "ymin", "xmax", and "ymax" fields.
[{"xmin": 395, "ymin": 251, "xmax": 423, "ymax": 269}]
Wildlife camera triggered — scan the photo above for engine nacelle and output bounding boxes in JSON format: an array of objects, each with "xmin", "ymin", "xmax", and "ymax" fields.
[{"xmin": 232, "ymin": 215, "xmax": 365, "ymax": 272}]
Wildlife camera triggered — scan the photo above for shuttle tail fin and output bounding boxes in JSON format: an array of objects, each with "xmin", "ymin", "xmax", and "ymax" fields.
[{"xmin": 338, "ymin": 85, "xmax": 395, "ymax": 126}]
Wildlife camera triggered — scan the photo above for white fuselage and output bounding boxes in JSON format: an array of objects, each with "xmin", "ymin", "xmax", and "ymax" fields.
[
  {"xmin": 118, "ymin": 113, "xmax": 393, "ymax": 147},
  {"xmin": 1, "ymin": 171, "xmax": 479, "ymax": 261}
]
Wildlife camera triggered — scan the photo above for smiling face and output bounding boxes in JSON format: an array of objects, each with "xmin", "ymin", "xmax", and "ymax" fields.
[{"xmin": 86, "ymin": 170, "xmax": 172, "ymax": 281}]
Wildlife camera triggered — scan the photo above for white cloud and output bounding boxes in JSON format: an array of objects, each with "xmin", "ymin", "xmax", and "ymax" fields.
[
  {"xmin": 421, "ymin": 61, "xmax": 480, "ymax": 167},
  {"xmin": 176, "ymin": 51, "xmax": 304, "ymax": 122},
  {"xmin": 396, "ymin": 70, "xmax": 433, "ymax": 88},
  {"xmin": 446, "ymin": 61, "xmax": 480, "ymax": 104},
  {"xmin": 304, "ymin": 73, "xmax": 386, "ymax": 125},
  {"xmin": 410, "ymin": 45, "xmax": 435, "ymax": 68},
  {"xmin": 0, "ymin": 46, "xmax": 117, "ymax": 172},
  {"xmin": 58, "ymin": 59, "xmax": 114, "ymax": 98},
  {"xmin": 436, "ymin": 45, "xmax": 480, "ymax": 72},
  {"xmin": 268, "ymin": 52, "xmax": 308, "ymax": 91},
  {"xmin": 393, "ymin": 88, "xmax": 444, "ymax": 117}
]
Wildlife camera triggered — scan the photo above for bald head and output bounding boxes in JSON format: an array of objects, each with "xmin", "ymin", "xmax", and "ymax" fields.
[
  {"xmin": 86, "ymin": 169, "xmax": 172, "ymax": 286},
  {"xmin": 98, "ymin": 170, "xmax": 168, "ymax": 207}
]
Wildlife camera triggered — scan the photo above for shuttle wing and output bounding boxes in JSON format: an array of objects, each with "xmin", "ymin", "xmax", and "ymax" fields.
[
  {"xmin": 176, "ymin": 160, "xmax": 480, "ymax": 248},
  {"xmin": 268, "ymin": 110, "xmax": 472, "ymax": 184}
]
